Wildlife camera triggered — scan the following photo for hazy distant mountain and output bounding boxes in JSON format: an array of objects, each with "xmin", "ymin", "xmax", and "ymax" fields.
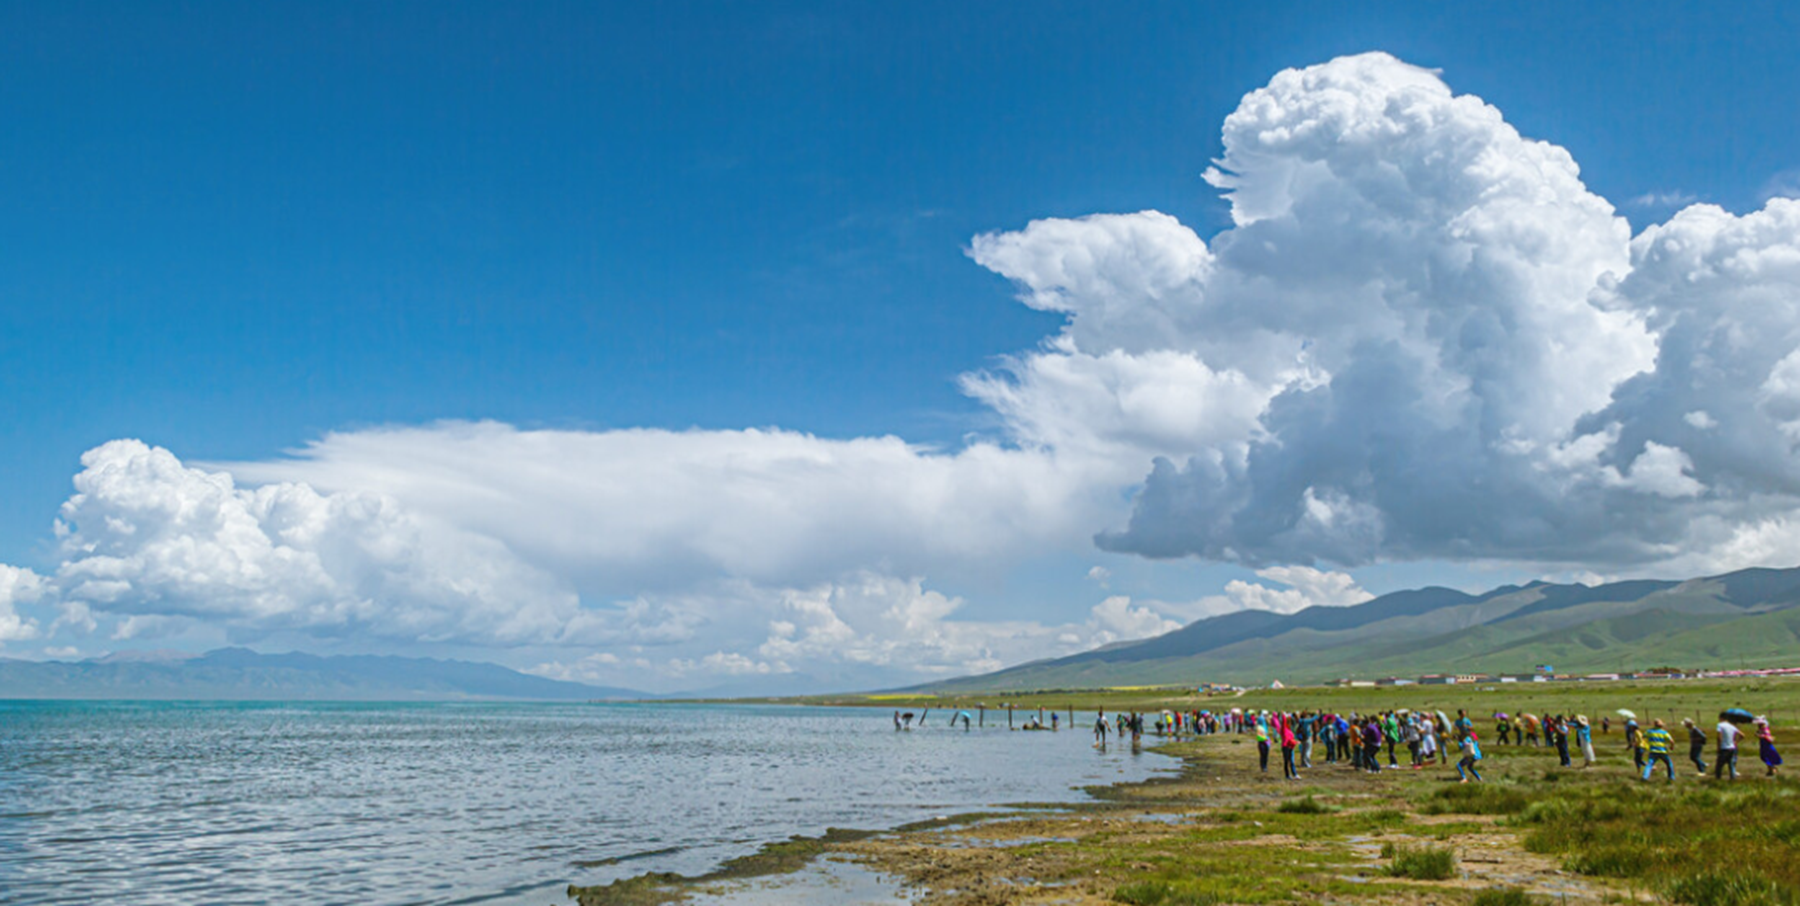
[
  {"xmin": 921, "ymin": 566, "xmax": 1800, "ymax": 692},
  {"xmin": 0, "ymin": 648, "xmax": 646, "ymax": 701}
]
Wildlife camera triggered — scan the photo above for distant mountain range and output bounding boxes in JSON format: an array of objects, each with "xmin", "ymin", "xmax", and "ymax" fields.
[
  {"xmin": 0, "ymin": 647, "xmax": 646, "ymax": 701},
  {"xmin": 922, "ymin": 566, "xmax": 1800, "ymax": 692}
]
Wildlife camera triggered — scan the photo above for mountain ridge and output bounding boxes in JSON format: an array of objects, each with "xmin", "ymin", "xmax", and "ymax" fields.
[
  {"xmin": 0, "ymin": 647, "xmax": 647, "ymax": 701},
  {"xmin": 921, "ymin": 565, "xmax": 1800, "ymax": 693}
]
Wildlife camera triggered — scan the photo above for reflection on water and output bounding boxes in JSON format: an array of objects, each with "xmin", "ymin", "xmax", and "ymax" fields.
[{"xmin": 0, "ymin": 701, "xmax": 1171, "ymax": 905}]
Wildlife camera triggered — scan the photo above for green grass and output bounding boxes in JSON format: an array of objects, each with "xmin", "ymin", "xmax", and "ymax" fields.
[
  {"xmin": 1417, "ymin": 782, "xmax": 1532, "ymax": 815},
  {"xmin": 1471, "ymin": 888, "xmax": 1541, "ymax": 906},
  {"xmin": 1274, "ymin": 795, "xmax": 1335, "ymax": 814},
  {"xmin": 1113, "ymin": 880, "xmax": 1219, "ymax": 905},
  {"xmin": 1380, "ymin": 842, "xmax": 1457, "ymax": 880},
  {"xmin": 1514, "ymin": 778, "xmax": 1800, "ymax": 903}
]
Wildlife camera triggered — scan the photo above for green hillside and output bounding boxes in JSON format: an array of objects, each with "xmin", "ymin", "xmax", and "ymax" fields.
[{"xmin": 923, "ymin": 567, "xmax": 1800, "ymax": 692}]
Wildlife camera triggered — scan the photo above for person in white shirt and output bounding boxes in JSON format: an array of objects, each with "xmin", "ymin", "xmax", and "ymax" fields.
[{"xmin": 1715, "ymin": 714, "xmax": 1741, "ymax": 780}]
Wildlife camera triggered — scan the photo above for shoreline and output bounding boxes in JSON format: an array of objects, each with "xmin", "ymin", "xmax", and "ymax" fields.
[{"xmin": 574, "ymin": 680, "xmax": 1800, "ymax": 905}]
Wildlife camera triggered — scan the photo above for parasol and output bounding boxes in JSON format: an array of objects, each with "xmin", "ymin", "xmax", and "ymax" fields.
[
  {"xmin": 1722, "ymin": 708, "xmax": 1755, "ymax": 724},
  {"xmin": 1494, "ymin": 712, "xmax": 1510, "ymax": 720},
  {"xmin": 1615, "ymin": 708, "xmax": 1636, "ymax": 719}
]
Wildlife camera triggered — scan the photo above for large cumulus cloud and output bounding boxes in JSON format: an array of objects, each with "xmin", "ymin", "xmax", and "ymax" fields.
[{"xmin": 966, "ymin": 52, "xmax": 1796, "ymax": 568}]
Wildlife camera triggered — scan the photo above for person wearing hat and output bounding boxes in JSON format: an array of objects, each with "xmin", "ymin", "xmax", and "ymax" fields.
[
  {"xmin": 1755, "ymin": 718, "xmax": 1782, "ymax": 777},
  {"xmin": 1576, "ymin": 715, "xmax": 1596, "ymax": 767},
  {"xmin": 1683, "ymin": 718, "xmax": 1707, "ymax": 775}
]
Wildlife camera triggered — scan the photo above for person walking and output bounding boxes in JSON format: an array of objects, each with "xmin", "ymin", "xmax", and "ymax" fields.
[
  {"xmin": 1577, "ymin": 715, "xmax": 1596, "ymax": 767},
  {"xmin": 1456, "ymin": 732, "xmax": 1484, "ymax": 783},
  {"xmin": 1756, "ymin": 718, "xmax": 1782, "ymax": 777},
  {"xmin": 1683, "ymin": 719, "xmax": 1707, "ymax": 775},
  {"xmin": 1553, "ymin": 716, "xmax": 1573, "ymax": 767},
  {"xmin": 1715, "ymin": 712, "xmax": 1741, "ymax": 780},
  {"xmin": 1625, "ymin": 717, "xmax": 1644, "ymax": 772},
  {"xmin": 1496, "ymin": 714, "xmax": 1512, "ymax": 745},
  {"xmin": 1641, "ymin": 719, "xmax": 1675, "ymax": 782},
  {"xmin": 1093, "ymin": 711, "xmax": 1110, "ymax": 748}
]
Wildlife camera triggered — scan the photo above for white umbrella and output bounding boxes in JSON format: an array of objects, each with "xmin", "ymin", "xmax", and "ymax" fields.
[{"xmin": 1615, "ymin": 708, "xmax": 1636, "ymax": 719}]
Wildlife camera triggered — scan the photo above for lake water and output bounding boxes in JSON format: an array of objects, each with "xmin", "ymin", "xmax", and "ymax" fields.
[{"xmin": 0, "ymin": 701, "xmax": 1173, "ymax": 905}]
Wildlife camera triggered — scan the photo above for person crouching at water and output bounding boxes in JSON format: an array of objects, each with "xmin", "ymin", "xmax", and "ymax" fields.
[
  {"xmin": 1642, "ymin": 720, "xmax": 1675, "ymax": 782},
  {"xmin": 1456, "ymin": 732, "xmax": 1484, "ymax": 783},
  {"xmin": 1683, "ymin": 719, "xmax": 1706, "ymax": 775}
]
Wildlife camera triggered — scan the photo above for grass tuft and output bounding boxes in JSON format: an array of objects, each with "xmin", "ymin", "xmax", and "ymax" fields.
[
  {"xmin": 1113, "ymin": 880, "xmax": 1218, "ymax": 905},
  {"xmin": 1664, "ymin": 872, "xmax": 1798, "ymax": 906},
  {"xmin": 1381, "ymin": 842, "xmax": 1457, "ymax": 880},
  {"xmin": 1275, "ymin": 795, "xmax": 1334, "ymax": 814},
  {"xmin": 1471, "ymin": 888, "xmax": 1540, "ymax": 906}
]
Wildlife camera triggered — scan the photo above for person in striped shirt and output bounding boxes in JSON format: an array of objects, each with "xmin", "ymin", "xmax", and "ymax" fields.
[{"xmin": 1641, "ymin": 719, "xmax": 1676, "ymax": 782}]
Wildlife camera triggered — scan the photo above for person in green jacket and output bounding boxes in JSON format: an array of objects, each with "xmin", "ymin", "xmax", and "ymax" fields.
[{"xmin": 1641, "ymin": 719, "xmax": 1675, "ymax": 782}]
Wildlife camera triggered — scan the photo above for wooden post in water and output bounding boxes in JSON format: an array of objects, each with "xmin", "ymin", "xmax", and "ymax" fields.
[
  {"xmin": 1008, "ymin": 704, "xmax": 1014, "ymax": 728},
  {"xmin": 979, "ymin": 705, "xmax": 984, "ymax": 728}
]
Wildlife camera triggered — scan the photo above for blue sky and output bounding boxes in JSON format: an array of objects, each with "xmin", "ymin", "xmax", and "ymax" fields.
[{"xmin": 3, "ymin": 3, "xmax": 1800, "ymax": 691}]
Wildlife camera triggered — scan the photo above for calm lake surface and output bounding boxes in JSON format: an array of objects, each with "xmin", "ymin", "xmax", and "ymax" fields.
[{"xmin": 0, "ymin": 701, "xmax": 1174, "ymax": 905}]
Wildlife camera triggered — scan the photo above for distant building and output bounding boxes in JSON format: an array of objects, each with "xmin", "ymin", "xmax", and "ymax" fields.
[{"xmin": 1418, "ymin": 674, "xmax": 1457, "ymax": 685}]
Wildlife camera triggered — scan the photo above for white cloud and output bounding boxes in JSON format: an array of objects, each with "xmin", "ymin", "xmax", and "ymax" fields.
[
  {"xmin": 46, "ymin": 440, "xmax": 580, "ymax": 646},
  {"xmin": 1629, "ymin": 191, "xmax": 1701, "ymax": 209},
  {"xmin": 0, "ymin": 565, "xmax": 45, "ymax": 642},
  {"xmin": 1161, "ymin": 566, "xmax": 1374, "ymax": 620},
  {"xmin": 221, "ymin": 422, "xmax": 1124, "ymax": 594}
]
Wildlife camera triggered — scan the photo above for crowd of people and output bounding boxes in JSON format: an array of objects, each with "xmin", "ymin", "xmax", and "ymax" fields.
[{"xmin": 1081, "ymin": 704, "xmax": 1783, "ymax": 784}]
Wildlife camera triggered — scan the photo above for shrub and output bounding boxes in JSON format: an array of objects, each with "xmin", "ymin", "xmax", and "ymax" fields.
[{"xmin": 1384, "ymin": 843, "xmax": 1457, "ymax": 880}]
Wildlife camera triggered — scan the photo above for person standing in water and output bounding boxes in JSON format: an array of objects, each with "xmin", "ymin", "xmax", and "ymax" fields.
[{"xmin": 1094, "ymin": 711, "xmax": 1110, "ymax": 747}]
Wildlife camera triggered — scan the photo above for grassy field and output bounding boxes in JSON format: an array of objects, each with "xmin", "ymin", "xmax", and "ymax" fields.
[{"xmin": 576, "ymin": 679, "xmax": 1800, "ymax": 906}]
